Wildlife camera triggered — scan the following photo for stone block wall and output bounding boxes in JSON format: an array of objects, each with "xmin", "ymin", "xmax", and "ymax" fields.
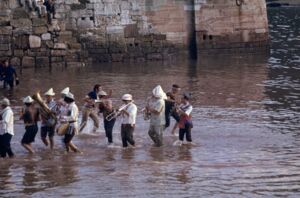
[
  {"xmin": 0, "ymin": 0, "xmax": 269, "ymax": 66},
  {"xmin": 0, "ymin": 0, "xmax": 84, "ymax": 67}
]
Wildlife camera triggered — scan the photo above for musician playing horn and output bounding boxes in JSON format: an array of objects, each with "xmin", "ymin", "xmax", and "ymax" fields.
[
  {"xmin": 60, "ymin": 92, "xmax": 81, "ymax": 153},
  {"xmin": 120, "ymin": 94, "xmax": 137, "ymax": 148},
  {"xmin": 98, "ymin": 91, "xmax": 116, "ymax": 146},
  {"xmin": 20, "ymin": 96, "xmax": 40, "ymax": 154},
  {"xmin": 147, "ymin": 85, "xmax": 166, "ymax": 147},
  {"xmin": 40, "ymin": 88, "xmax": 58, "ymax": 150}
]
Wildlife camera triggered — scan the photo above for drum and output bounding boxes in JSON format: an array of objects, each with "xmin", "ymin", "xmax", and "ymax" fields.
[{"xmin": 56, "ymin": 123, "xmax": 70, "ymax": 136}]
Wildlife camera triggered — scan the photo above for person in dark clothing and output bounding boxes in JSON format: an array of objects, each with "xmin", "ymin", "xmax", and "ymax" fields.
[
  {"xmin": 3, "ymin": 60, "xmax": 18, "ymax": 90},
  {"xmin": 0, "ymin": 61, "xmax": 5, "ymax": 82},
  {"xmin": 43, "ymin": 0, "xmax": 56, "ymax": 24},
  {"xmin": 165, "ymin": 84, "xmax": 181, "ymax": 134}
]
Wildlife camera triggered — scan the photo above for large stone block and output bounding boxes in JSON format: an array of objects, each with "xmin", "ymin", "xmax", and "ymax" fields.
[
  {"xmin": 14, "ymin": 49, "xmax": 24, "ymax": 57},
  {"xmin": 111, "ymin": 53, "xmax": 124, "ymax": 62},
  {"xmin": 51, "ymin": 50, "xmax": 67, "ymax": 56},
  {"xmin": 0, "ymin": 44, "xmax": 10, "ymax": 51},
  {"xmin": 36, "ymin": 57, "xmax": 50, "ymax": 67},
  {"xmin": 11, "ymin": 19, "xmax": 32, "ymax": 28},
  {"xmin": 22, "ymin": 56, "xmax": 35, "ymax": 67},
  {"xmin": 12, "ymin": 8, "xmax": 29, "ymax": 19},
  {"xmin": 124, "ymin": 24, "xmax": 138, "ymax": 38},
  {"xmin": 77, "ymin": 18, "xmax": 94, "ymax": 29},
  {"xmin": 29, "ymin": 35, "xmax": 41, "ymax": 48},
  {"xmin": 14, "ymin": 35, "xmax": 29, "ymax": 49},
  {"xmin": 106, "ymin": 26, "xmax": 124, "ymax": 34},
  {"xmin": 10, "ymin": 57, "xmax": 20, "ymax": 67},
  {"xmin": 33, "ymin": 26, "xmax": 48, "ymax": 35},
  {"xmin": 41, "ymin": 33, "xmax": 51, "ymax": 41},
  {"xmin": 54, "ymin": 43, "xmax": 67, "ymax": 49},
  {"xmin": 32, "ymin": 18, "xmax": 47, "ymax": 27},
  {"xmin": 0, "ymin": 35, "xmax": 11, "ymax": 44},
  {"xmin": 0, "ymin": 26, "xmax": 12, "ymax": 35}
]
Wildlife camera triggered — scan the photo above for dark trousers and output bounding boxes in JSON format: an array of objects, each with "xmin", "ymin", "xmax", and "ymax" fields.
[
  {"xmin": 121, "ymin": 124, "xmax": 135, "ymax": 147},
  {"xmin": 0, "ymin": 133, "xmax": 14, "ymax": 158},
  {"xmin": 165, "ymin": 111, "xmax": 180, "ymax": 128},
  {"xmin": 179, "ymin": 123, "xmax": 192, "ymax": 142},
  {"xmin": 3, "ymin": 80, "xmax": 14, "ymax": 89},
  {"xmin": 104, "ymin": 119, "xmax": 115, "ymax": 143}
]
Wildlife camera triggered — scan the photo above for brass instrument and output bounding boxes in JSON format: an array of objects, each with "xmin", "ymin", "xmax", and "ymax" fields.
[
  {"xmin": 142, "ymin": 107, "xmax": 150, "ymax": 121},
  {"xmin": 105, "ymin": 103, "xmax": 131, "ymax": 121},
  {"xmin": 32, "ymin": 92, "xmax": 57, "ymax": 127},
  {"xmin": 142, "ymin": 97, "xmax": 151, "ymax": 121}
]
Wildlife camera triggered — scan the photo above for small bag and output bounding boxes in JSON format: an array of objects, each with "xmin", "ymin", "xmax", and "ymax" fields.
[{"xmin": 15, "ymin": 79, "xmax": 20, "ymax": 86}]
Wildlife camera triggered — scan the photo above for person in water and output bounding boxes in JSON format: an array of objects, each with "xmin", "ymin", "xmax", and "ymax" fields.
[
  {"xmin": 0, "ymin": 98, "xmax": 15, "ymax": 158},
  {"xmin": 120, "ymin": 94, "xmax": 137, "ymax": 148},
  {"xmin": 165, "ymin": 84, "xmax": 181, "ymax": 135},
  {"xmin": 176, "ymin": 93, "xmax": 193, "ymax": 146},
  {"xmin": 40, "ymin": 88, "xmax": 59, "ymax": 150},
  {"xmin": 147, "ymin": 85, "xmax": 166, "ymax": 147},
  {"xmin": 60, "ymin": 92, "xmax": 81, "ymax": 153},
  {"xmin": 20, "ymin": 96, "xmax": 40, "ymax": 154},
  {"xmin": 98, "ymin": 91, "xmax": 116, "ymax": 146}
]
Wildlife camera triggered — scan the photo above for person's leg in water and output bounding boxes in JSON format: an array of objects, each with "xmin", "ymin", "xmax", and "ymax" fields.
[
  {"xmin": 79, "ymin": 108, "xmax": 89, "ymax": 132},
  {"xmin": 89, "ymin": 110, "xmax": 100, "ymax": 132},
  {"xmin": 41, "ymin": 126, "xmax": 49, "ymax": 147},
  {"xmin": 2, "ymin": 133, "xmax": 14, "ymax": 158}
]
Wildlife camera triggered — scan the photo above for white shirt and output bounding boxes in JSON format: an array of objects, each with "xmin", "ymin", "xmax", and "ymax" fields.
[
  {"xmin": 149, "ymin": 98, "xmax": 165, "ymax": 126},
  {"xmin": 62, "ymin": 102, "xmax": 79, "ymax": 129},
  {"xmin": 121, "ymin": 103, "xmax": 137, "ymax": 125},
  {"xmin": 1, "ymin": 106, "xmax": 14, "ymax": 135},
  {"xmin": 179, "ymin": 103, "xmax": 193, "ymax": 116}
]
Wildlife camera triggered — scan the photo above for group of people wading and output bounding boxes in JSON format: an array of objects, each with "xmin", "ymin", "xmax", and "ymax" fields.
[{"xmin": 0, "ymin": 84, "xmax": 193, "ymax": 158}]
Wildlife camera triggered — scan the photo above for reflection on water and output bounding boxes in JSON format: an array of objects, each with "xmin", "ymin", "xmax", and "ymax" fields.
[{"xmin": 1, "ymin": 6, "xmax": 300, "ymax": 198}]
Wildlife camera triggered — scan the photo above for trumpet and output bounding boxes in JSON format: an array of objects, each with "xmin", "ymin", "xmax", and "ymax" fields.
[
  {"xmin": 105, "ymin": 103, "xmax": 131, "ymax": 121},
  {"xmin": 32, "ymin": 92, "xmax": 57, "ymax": 127},
  {"xmin": 142, "ymin": 97, "xmax": 151, "ymax": 121}
]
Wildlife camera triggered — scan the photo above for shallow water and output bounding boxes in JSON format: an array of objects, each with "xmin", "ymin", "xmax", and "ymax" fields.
[{"xmin": 1, "ymin": 7, "xmax": 300, "ymax": 198}]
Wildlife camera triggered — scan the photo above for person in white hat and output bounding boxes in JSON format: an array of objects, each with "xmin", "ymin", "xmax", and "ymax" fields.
[
  {"xmin": 98, "ymin": 91, "xmax": 116, "ymax": 146},
  {"xmin": 120, "ymin": 94, "xmax": 137, "ymax": 148},
  {"xmin": 0, "ymin": 98, "xmax": 14, "ymax": 158},
  {"xmin": 146, "ymin": 85, "xmax": 166, "ymax": 147},
  {"xmin": 40, "ymin": 88, "xmax": 59, "ymax": 150},
  {"xmin": 20, "ymin": 96, "xmax": 40, "ymax": 154},
  {"xmin": 57, "ymin": 87, "xmax": 70, "ymax": 118},
  {"xmin": 60, "ymin": 87, "xmax": 70, "ymax": 97},
  {"xmin": 60, "ymin": 92, "xmax": 81, "ymax": 153}
]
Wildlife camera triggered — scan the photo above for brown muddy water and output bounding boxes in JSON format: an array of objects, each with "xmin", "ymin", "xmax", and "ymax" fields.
[{"xmin": 1, "ymin": 7, "xmax": 300, "ymax": 198}]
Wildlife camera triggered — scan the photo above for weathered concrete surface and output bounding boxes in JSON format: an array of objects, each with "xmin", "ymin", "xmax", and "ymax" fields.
[{"xmin": 0, "ymin": 0, "xmax": 269, "ymax": 66}]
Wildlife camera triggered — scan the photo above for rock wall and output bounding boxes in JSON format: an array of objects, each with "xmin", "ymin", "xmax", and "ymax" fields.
[{"xmin": 0, "ymin": 0, "xmax": 269, "ymax": 66}]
